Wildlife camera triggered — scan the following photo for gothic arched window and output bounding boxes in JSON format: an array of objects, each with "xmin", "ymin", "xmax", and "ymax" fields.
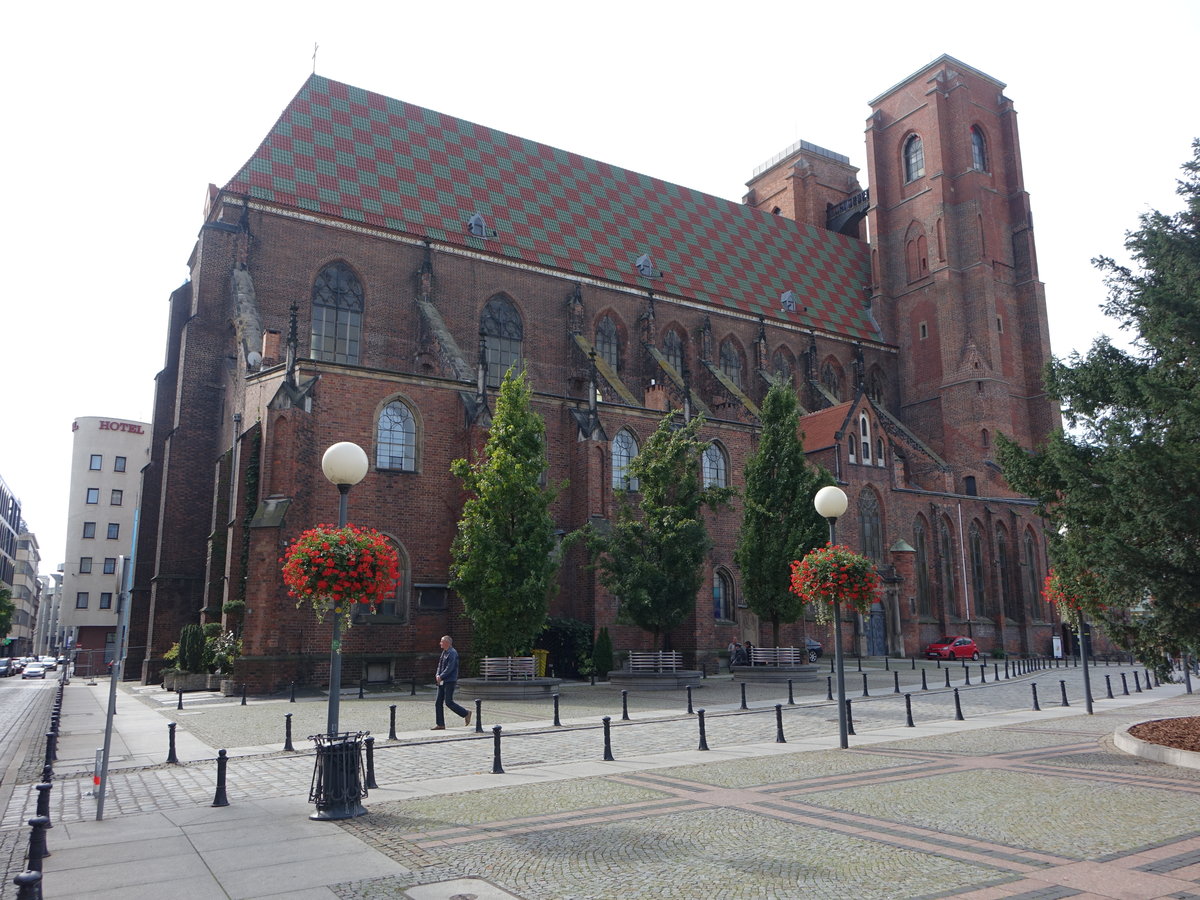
[
  {"xmin": 859, "ymin": 414, "xmax": 872, "ymax": 464},
  {"xmin": 938, "ymin": 518, "xmax": 958, "ymax": 618},
  {"xmin": 482, "ymin": 295, "xmax": 523, "ymax": 388},
  {"xmin": 969, "ymin": 521, "xmax": 988, "ymax": 618},
  {"xmin": 702, "ymin": 442, "xmax": 728, "ymax": 488},
  {"xmin": 995, "ymin": 524, "xmax": 1013, "ymax": 621},
  {"xmin": 353, "ymin": 538, "xmax": 409, "ymax": 624},
  {"xmin": 971, "ymin": 125, "xmax": 988, "ymax": 172},
  {"xmin": 1023, "ymin": 530, "xmax": 1041, "ymax": 622},
  {"xmin": 771, "ymin": 348, "xmax": 793, "ymax": 385},
  {"xmin": 859, "ymin": 491, "xmax": 882, "ymax": 561},
  {"xmin": 596, "ymin": 314, "xmax": 620, "ymax": 371},
  {"xmin": 612, "ymin": 429, "xmax": 639, "ymax": 492},
  {"xmin": 914, "ymin": 520, "xmax": 932, "ymax": 617},
  {"xmin": 904, "ymin": 134, "xmax": 925, "ymax": 182},
  {"xmin": 713, "ymin": 569, "xmax": 734, "ymax": 621},
  {"xmin": 663, "ymin": 329, "xmax": 683, "ymax": 372},
  {"xmin": 376, "ymin": 399, "xmax": 416, "ymax": 471},
  {"xmin": 311, "ymin": 262, "xmax": 364, "ymax": 364},
  {"xmin": 719, "ymin": 339, "xmax": 743, "ymax": 389},
  {"xmin": 821, "ymin": 360, "xmax": 841, "ymax": 401}
]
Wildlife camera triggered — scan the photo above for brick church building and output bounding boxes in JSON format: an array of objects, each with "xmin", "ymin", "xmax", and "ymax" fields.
[{"xmin": 132, "ymin": 55, "xmax": 1067, "ymax": 689}]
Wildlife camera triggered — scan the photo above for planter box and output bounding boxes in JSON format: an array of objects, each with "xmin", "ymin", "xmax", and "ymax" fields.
[{"xmin": 162, "ymin": 671, "xmax": 223, "ymax": 692}]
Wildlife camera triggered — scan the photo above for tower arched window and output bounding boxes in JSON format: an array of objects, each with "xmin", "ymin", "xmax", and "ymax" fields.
[
  {"xmin": 969, "ymin": 522, "xmax": 988, "ymax": 618},
  {"xmin": 914, "ymin": 520, "xmax": 932, "ymax": 617},
  {"xmin": 859, "ymin": 414, "xmax": 872, "ymax": 464},
  {"xmin": 311, "ymin": 262, "xmax": 364, "ymax": 364},
  {"xmin": 376, "ymin": 399, "xmax": 417, "ymax": 471},
  {"xmin": 663, "ymin": 329, "xmax": 683, "ymax": 372},
  {"xmin": 904, "ymin": 135, "xmax": 925, "ymax": 182},
  {"xmin": 938, "ymin": 518, "xmax": 958, "ymax": 618},
  {"xmin": 821, "ymin": 360, "xmax": 841, "ymax": 401},
  {"xmin": 996, "ymin": 524, "xmax": 1013, "ymax": 621},
  {"xmin": 771, "ymin": 348, "xmax": 792, "ymax": 385},
  {"xmin": 859, "ymin": 490, "xmax": 882, "ymax": 561},
  {"xmin": 1022, "ymin": 530, "xmax": 1041, "ymax": 622},
  {"xmin": 482, "ymin": 295, "xmax": 523, "ymax": 388},
  {"xmin": 596, "ymin": 314, "xmax": 620, "ymax": 371},
  {"xmin": 713, "ymin": 569, "xmax": 734, "ymax": 621},
  {"xmin": 612, "ymin": 430, "xmax": 639, "ymax": 492},
  {"xmin": 719, "ymin": 339, "xmax": 743, "ymax": 388},
  {"xmin": 971, "ymin": 125, "xmax": 988, "ymax": 172},
  {"xmin": 702, "ymin": 442, "xmax": 728, "ymax": 488}
]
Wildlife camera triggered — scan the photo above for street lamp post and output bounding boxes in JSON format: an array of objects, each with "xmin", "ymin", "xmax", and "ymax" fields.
[
  {"xmin": 320, "ymin": 441, "xmax": 370, "ymax": 737},
  {"xmin": 814, "ymin": 485, "xmax": 850, "ymax": 749}
]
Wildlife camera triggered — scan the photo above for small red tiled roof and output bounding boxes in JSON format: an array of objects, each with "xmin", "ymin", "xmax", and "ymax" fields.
[
  {"xmin": 799, "ymin": 402, "xmax": 853, "ymax": 452},
  {"xmin": 225, "ymin": 76, "xmax": 877, "ymax": 342}
]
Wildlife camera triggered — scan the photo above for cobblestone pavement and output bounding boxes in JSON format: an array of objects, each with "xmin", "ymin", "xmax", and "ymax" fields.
[{"xmin": 4, "ymin": 661, "xmax": 1197, "ymax": 899}]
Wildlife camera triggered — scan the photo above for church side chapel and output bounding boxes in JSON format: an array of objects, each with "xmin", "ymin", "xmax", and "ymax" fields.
[{"xmin": 131, "ymin": 56, "xmax": 1070, "ymax": 690}]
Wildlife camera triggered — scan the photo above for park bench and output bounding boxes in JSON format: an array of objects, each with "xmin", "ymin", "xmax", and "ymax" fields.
[
  {"xmin": 480, "ymin": 656, "xmax": 536, "ymax": 680},
  {"xmin": 750, "ymin": 647, "xmax": 806, "ymax": 666},
  {"xmin": 628, "ymin": 650, "xmax": 683, "ymax": 672}
]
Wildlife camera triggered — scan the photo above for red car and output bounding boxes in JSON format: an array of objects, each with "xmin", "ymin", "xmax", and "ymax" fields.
[{"xmin": 925, "ymin": 636, "xmax": 980, "ymax": 660}]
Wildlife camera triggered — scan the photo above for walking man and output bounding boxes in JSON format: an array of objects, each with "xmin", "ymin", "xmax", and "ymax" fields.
[{"xmin": 433, "ymin": 635, "xmax": 471, "ymax": 729}]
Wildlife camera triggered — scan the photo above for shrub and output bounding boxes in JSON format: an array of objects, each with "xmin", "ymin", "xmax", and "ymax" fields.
[
  {"xmin": 538, "ymin": 617, "xmax": 593, "ymax": 678},
  {"xmin": 178, "ymin": 623, "xmax": 206, "ymax": 673},
  {"xmin": 592, "ymin": 627, "xmax": 614, "ymax": 679}
]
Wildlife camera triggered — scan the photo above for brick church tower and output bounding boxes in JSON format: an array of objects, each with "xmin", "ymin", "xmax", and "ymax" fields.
[{"xmin": 864, "ymin": 56, "xmax": 1060, "ymax": 493}]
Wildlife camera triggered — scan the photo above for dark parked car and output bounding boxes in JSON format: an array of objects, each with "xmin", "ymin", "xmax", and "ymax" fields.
[
  {"xmin": 0, "ymin": 660, "xmax": 12, "ymax": 677},
  {"xmin": 925, "ymin": 636, "xmax": 980, "ymax": 660},
  {"xmin": 805, "ymin": 638, "xmax": 823, "ymax": 662}
]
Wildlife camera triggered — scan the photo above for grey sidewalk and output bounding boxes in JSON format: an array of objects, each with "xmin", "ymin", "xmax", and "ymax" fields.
[{"xmin": 5, "ymin": 666, "xmax": 1197, "ymax": 899}]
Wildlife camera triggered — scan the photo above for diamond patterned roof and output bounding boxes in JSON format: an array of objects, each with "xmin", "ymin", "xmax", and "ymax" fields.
[{"xmin": 226, "ymin": 76, "xmax": 877, "ymax": 342}]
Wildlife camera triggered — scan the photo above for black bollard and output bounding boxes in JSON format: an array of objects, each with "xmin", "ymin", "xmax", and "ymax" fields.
[
  {"xmin": 862, "ymin": 673, "xmax": 870, "ymax": 697},
  {"xmin": 857, "ymin": 656, "xmax": 862, "ymax": 673},
  {"xmin": 1105, "ymin": 675, "xmax": 1114, "ymax": 699},
  {"xmin": 241, "ymin": 683, "xmax": 247, "ymax": 706},
  {"xmin": 388, "ymin": 705, "xmax": 397, "ymax": 740},
  {"xmin": 1121, "ymin": 672, "xmax": 1130, "ymax": 695},
  {"xmin": 364, "ymin": 737, "xmax": 378, "ymax": 789},
  {"xmin": 553, "ymin": 693, "xmax": 562, "ymax": 727},
  {"xmin": 492, "ymin": 725, "xmax": 504, "ymax": 774},
  {"xmin": 954, "ymin": 688, "xmax": 965, "ymax": 721},
  {"xmin": 622, "ymin": 689, "xmax": 630, "ymax": 721},
  {"xmin": 696, "ymin": 709, "xmax": 710, "ymax": 751},
  {"xmin": 921, "ymin": 669, "xmax": 928, "ymax": 691},
  {"xmin": 34, "ymin": 783, "xmax": 52, "ymax": 832},
  {"xmin": 475, "ymin": 698, "xmax": 484, "ymax": 733},
  {"xmin": 885, "ymin": 657, "xmax": 890, "ymax": 671},
  {"xmin": 284, "ymin": 714, "xmax": 295, "ymax": 752},
  {"xmin": 686, "ymin": 684, "xmax": 694, "ymax": 714},
  {"xmin": 937, "ymin": 658, "xmax": 942, "ymax": 669},
  {"xmin": 167, "ymin": 722, "xmax": 179, "ymax": 763},
  {"xmin": 212, "ymin": 750, "xmax": 230, "ymax": 807},
  {"xmin": 775, "ymin": 704, "xmax": 786, "ymax": 743},
  {"xmin": 602, "ymin": 716, "xmax": 615, "ymax": 761},
  {"xmin": 964, "ymin": 667, "xmax": 972, "ymax": 686},
  {"xmin": 358, "ymin": 679, "xmax": 365, "ymax": 700},
  {"xmin": 905, "ymin": 693, "xmax": 915, "ymax": 727},
  {"xmin": 826, "ymin": 676, "xmax": 833, "ymax": 702},
  {"xmin": 12, "ymin": 871, "xmax": 40, "ymax": 900},
  {"xmin": 590, "ymin": 672, "xmax": 596, "ymax": 686},
  {"xmin": 1060, "ymin": 680, "xmax": 1070, "ymax": 707},
  {"xmin": 1031, "ymin": 683, "xmax": 1041, "ymax": 711},
  {"xmin": 830, "ymin": 656, "xmax": 834, "ymax": 674},
  {"xmin": 893, "ymin": 671, "xmax": 900, "ymax": 694},
  {"xmin": 290, "ymin": 681, "xmax": 296, "ymax": 703},
  {"xmin": 740, "ymin": 683, "xmax": 748, "ymax": 711},
  {"xmin": 994, "ymin": 663, "xmax": 999, "ymax": 681},
  {"xmin": 1005, "ymin": 659, "xmax": 1010, "ymax": 679},
  {"xmin": 1145, "ymin": 668, "xmax": 1154, "ymax": 690},
  {"xmin": 845, "ymin": 699, "xmax": 856, "ymax": 736},
  {"xmin": 1134, "ymin": 671, "xmax": 1143, "ymax": 693},
  {"xmin": 44, "ymin": 732, "xmax": 56, "ymax": 768},
  {"xmin": 411, "ymin": 677, "xmax": 417, "ymax": 697},
  {"xmin": 177, "ymin": 689, "xmax": 184, "ymax": 711},
  {"xmin": 944, "ymin": 668, "xmax": 951, "ymax": 689},
  {"xmin": 911, "ymin": 657, "xmax": 916, "ymax": 670},
  {"xmin": 26, "ymin": 816, "xmax": 49, "ymax": 869},
  {"xmin": 788, "ymin": 679, "xmax": 795, "ymax": 705}
]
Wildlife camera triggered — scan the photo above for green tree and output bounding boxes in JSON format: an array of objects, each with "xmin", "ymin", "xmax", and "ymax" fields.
[
  {"xmin": 450, "ymin": 369, "xmax": 560, "ymax": 656},
  {"xmin": 997, "ymin": 140, "xmax": 1200, "ymax": 668},
  {"xmin": 735, "ymin": 383, "xmax": 832, "ymax": 646},
  {"xmin": 0, "ymin": 589, "xmax": 14, "ymax": 642},
  {"xmin": 584, "ymin": 412, "xmax": 734, "ymax": 649}
]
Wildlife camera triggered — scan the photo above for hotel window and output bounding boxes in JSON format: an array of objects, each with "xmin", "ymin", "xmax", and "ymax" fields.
[
  {"xmin": 86, "ymin": 488, "xmax": 99, "ymax": 504},
  {"xmin": 100, "ymin": 592, "xmax": 113, "ymax": 610},
  {"xmin": 76, "ymin": 592, "xmax": 89, "ymax": 609},
  {"xmin": 89, "ymin": 455, "xmax": 102, "ymax": 470},
  {"xmin": 82, "ymin": 522, "xmax": 96, "ymax": 539},
  {"xmin": 107, "ymin": 523, "xmax": 120, "ymax": 540},
  {"xmin": 311, "ymin": 261, "xmax": 364, "ymax": 365},
  {"xmin": 103, "ymin": 558, "xmax": 117, "ymax": 575},
  {"xmin": 79, "ymin": 557, "xmax": 93, "ymax": 574},
  {"xmin": 111, "ymin": 489, "xmax": 123, "ymax": 506},
  {"xmin": 114, "ymin": 456, "xmax": 127, "ymax": 472}
]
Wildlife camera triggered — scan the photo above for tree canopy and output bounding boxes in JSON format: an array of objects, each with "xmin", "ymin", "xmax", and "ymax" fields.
[
  {"xmin": 583, "ymin": 412, "xmax": 734, "ymax": 649},
  {"xmin": 734, "ymin": 383, "xmax": 832, "ymax": 645},
  {"xmin": 449, "ymin": 370, "xmax": 560, "ymax": 657},
  {"xmin": 0, "ymin": 589, "xmax": 13, "ymax": 641},
  {"xmin": 997, "ymin": 140, "xmax": 1200, "ymax": 666}
]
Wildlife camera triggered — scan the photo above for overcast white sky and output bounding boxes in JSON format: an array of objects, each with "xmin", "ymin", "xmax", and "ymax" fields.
[{"xmin": 2, "ymin": 0, "xmax": 1196, "ymax": 570}]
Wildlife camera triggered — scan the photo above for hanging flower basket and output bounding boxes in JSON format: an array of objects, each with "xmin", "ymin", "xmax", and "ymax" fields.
[
  {"xmin": 1042, "ymin": 567, "xmax": 1105, "ymax": 629},
  {"xmin": 281, "ymin": 524, "xmax": 400, "ymax": 631},
  {"xmin": 789, "ymin": 542, "xmax": 881, "ymax": 625}
]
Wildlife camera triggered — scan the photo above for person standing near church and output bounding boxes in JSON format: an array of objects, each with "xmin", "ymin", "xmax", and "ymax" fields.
[{"xmin": 433, "ymin": 635, "xmax": 472, "ymax": 729}]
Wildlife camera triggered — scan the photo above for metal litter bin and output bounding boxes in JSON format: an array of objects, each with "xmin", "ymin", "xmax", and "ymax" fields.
[{"xmin": 308, "ymin": 731, "xmax": 368, "ymax": 820}]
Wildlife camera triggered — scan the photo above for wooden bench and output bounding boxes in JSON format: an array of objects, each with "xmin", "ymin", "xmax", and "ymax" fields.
[
  {"xmin": 750, "ymin": 647, "xmax": 807, "ymax": 667},
  {"xmin": 480, "ymin": 656, "xmax": 536, "ymax": 680},
  {"xmin": 628, "ymin": 650, "xmax": 683, "ymax": 672}
]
